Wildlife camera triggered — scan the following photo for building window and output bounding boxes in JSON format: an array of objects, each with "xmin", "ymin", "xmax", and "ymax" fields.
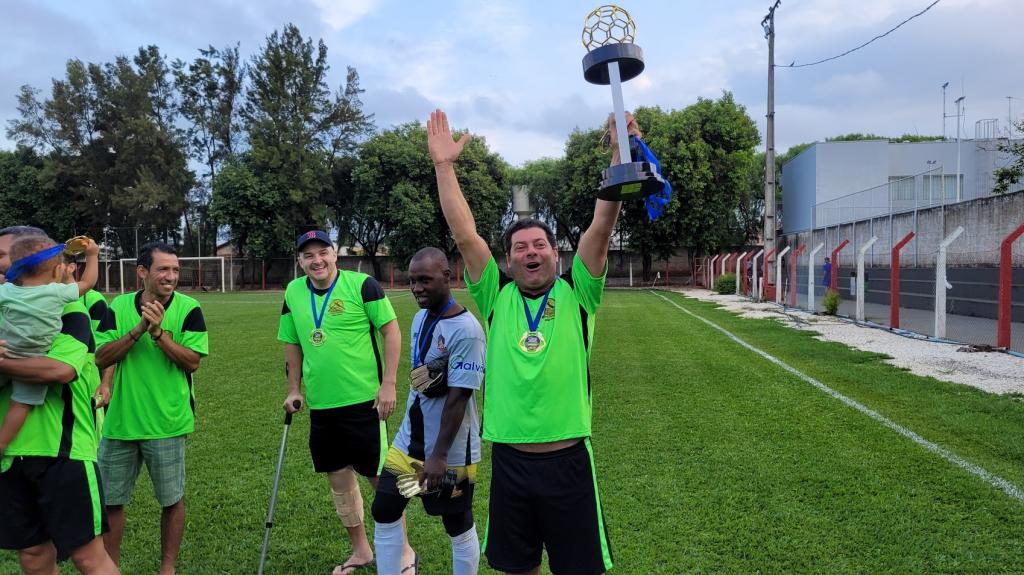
[
  {"xmin": 889, "ymin": 176, "xmax": 914, "ymax": 202},
  {"xmin": 922, "ymin": 174, "xmax": 962, "ymax": 203},
  {"xmin": 945, "ymin": 174, "xmax": 961, "ymax": 200}
]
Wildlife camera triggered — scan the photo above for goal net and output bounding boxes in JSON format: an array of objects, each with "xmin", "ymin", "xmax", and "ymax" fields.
[{"xmin": 119, "ymin": 257, "xmax": 226, "ymax": 293}]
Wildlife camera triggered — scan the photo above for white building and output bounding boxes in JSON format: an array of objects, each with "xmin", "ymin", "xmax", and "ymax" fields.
[{"xmin": 780, "ymin": 139, "xmax": 1022, "ymax": 233}]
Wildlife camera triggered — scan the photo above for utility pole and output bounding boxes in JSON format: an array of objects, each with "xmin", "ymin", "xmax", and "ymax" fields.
[
  {"xmin": 1009, "ymin": 96, "xmax": 1017, "ymax": 139},
  {"xmin": 762, "ymin": 0, "xmax": 780, "ymax": 291}
]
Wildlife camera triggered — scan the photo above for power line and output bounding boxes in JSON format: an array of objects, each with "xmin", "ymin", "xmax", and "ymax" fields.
[{"xmin": 780, "ymin": 0, "xmax": 942, "ymax": 69}]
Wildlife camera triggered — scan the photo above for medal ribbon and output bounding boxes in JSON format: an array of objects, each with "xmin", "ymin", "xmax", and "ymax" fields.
[
  {"xmin": 309, "ymin": 271, "xmax": 340, "ymax": 332},
  {"xmin": 414, "ymin": 297, "xmax": 455, "ymax": 367},
  {"xmin": 521, "ymin": 286, "xmax": 553, "ymax": 334}
]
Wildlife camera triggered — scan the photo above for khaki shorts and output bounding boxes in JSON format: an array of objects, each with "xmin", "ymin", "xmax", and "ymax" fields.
[{"xmin": 98, "ymin": 436, "xmax": 186, "ymax": 507}]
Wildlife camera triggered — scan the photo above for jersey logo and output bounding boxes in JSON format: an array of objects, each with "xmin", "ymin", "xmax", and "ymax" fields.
[
  {"xmin": 450, "ymin": 355, "xmax": 485, "ymax": 374},
  {"xmin": 436, "ymin": 334, "xmax": 447, "ymax": 353},
  {"xmin": 328, "ymin": 300, "xmax": 345, "ymax": 315},
  {"xmin": 542, "ymin": 298, "xmax": 556, "ymax": 320}
]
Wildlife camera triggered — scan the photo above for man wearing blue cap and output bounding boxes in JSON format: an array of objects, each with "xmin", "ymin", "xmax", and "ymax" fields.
[{"xmin": 278, "ymin": 230, "xmax": 402, "ymax": 574}]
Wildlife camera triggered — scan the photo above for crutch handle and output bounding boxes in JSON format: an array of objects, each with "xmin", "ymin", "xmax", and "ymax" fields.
[{"xmin": 284, "ymin": 400, "xmax": 301, "ymax": 425}]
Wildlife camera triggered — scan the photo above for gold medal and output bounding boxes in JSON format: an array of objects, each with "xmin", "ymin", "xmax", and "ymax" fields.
[
  {"xmin": 309, "ymin": 272, "xmax": 339, "ymax": 349},
  {"xmin": 518, "ymin": 330, "xmax": 546, "ymax": 353},
  {"xmin": 63, "ymin": 235, "xmax": 91, "ymax": 256}
]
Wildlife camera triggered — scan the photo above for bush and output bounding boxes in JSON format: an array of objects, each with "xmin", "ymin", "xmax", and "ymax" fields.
[
  {"xmin": 714, "ymin": 272, "xmax": 737, "ymax": 295},
  {"xmin": 822, "ymin": 288, "xmax": 840, "ymax": 315}
]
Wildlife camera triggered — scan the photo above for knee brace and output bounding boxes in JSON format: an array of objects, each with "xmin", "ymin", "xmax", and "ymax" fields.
[{"xmin": 331, "ymin": 483, "xmax": 364, "ymax": 528}]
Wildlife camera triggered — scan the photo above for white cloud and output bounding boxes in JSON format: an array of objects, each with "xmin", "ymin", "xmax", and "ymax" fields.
[
  {"xmin": 814, "ymin": 70, "xmax": 885, "ymax": 98},
  {"xmin": 311, "ymin": 0, "xmax": 380, "ymax": 30},
  {"xmin": 476, "ymin": 126, "xmax": 565, "ymax": 166}
]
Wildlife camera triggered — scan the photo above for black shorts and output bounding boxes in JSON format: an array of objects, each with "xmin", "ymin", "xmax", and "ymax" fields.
[
  {"xmin": 376, "ymin": 470, "xmax": 475, "ymax": 517},
  {"xmin": 484, "ymin": 440, "xmax": 614, "ymax": 575},
  {"xmin": 309, "ymin": 400, "xmax": 386, "ymax": 477},
  {"xmin": 0, "ymin": 456, "xmax": 109, "ymax": 561}
]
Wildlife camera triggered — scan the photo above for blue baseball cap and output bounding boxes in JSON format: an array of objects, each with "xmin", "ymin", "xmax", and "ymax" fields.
[{"xmin": 296, "ymin": 230, "xmax": 333, "ymax": 250}]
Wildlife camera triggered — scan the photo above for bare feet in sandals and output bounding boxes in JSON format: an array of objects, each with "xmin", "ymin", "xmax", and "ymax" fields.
[{"xmin": 331, "ymin": 555, "xmax": 374, "ymax": 575}]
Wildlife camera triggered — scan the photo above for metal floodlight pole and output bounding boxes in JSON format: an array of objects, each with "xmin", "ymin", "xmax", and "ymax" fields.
[
  {"xmin": 954, "ymin": 94, "xmax": 962, "ymax": 201},
  {"xmin": 808, "ymin": 243, "xmax": 825, "ymax": 313},
  {"xmin": 1007, "ymin": 96, "xmax": 1017, "ymax": 139},
  {"xmin": 935, "ymin": 226, "xmax": 964, "ymax": 339},
  {"xmin": 941, "ymin": 82, "xmax": 949, "ymax": 139}
]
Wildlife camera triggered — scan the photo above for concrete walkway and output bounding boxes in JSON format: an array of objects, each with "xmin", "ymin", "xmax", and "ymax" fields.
[{"xmin": 825, "ymin": 298, "xmax": 1024, "ymax": 353}]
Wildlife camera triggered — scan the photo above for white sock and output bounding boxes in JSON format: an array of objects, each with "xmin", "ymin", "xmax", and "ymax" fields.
[
  {"xmin": 450, "ymin": 524, "xmax": 480, "ymax": 575},
  {"xmin": 373, "ymin": 519, "xmax": 405, "ymax": 575}
]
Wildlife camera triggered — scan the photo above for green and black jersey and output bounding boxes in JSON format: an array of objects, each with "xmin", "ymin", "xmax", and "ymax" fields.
[
  {"xmin": 0, "ymin": 301, "xmax": 100, "ymax": 467},
  {"xmin": 278, "ymin": 271, "xmax": 397, "ymax": 410},
  {"xmin": 466, "ymin": 255, "xmax": 606, "ymax": 443},
  {"xmin": 96, "ymin": 291, "xmax": 209, "ymax": 440},
  {"xmin": 80, "ymin": 289, "xmax": 108, "ymax": 336}
]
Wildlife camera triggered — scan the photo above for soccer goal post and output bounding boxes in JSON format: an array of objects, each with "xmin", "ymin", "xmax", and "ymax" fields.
[{"xmin": 119, "ymin": 257, "xmax": 226, "ymax": 294}]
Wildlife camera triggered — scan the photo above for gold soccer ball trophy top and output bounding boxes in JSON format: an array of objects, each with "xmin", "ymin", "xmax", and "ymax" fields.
[
  {"xmin": 580, "ymin": 5, "xmax": 668, "ymax": 204},
  {"xmin": 581, "ymin": 5, "xmax": 636, "ymax": 51}
]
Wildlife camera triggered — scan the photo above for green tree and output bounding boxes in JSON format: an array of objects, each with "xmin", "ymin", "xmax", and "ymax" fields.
[
  {"xmin": 6, "ymin": 47, "xmax": 194, "ymax": 254},
  {"xmin": 0, "ymin": 147, "xmax": 77, "ymax": 239},
  {"xmin": 825, "ymin": 133, "xmax": 942, "ymax": 143},
  {"xmin": 994, "ymin": 120, "xmax": 1024, "ymax": 195},
  {"xmin": 173, "ymin": 44, "xmax": 246, "ymax": 256},
  {"xmin": 330, "ymin": 123, "xmax": 508, "ymax": 277},
  {"xmin": 560, "ymin": 130, "xmax": 616, "ymax": 251},
  {"xmin": 510, "ymin": 155, "xmax": 594, "ymax": 250},
  {"xmin": 222, "ymin": 23, "xmax": 373, "ymax": 259},
  {"xmin": 616, "ymin": 94, "xmax": 759, "ymax": 279},
  {"xmin": 209, "ymin": 154, "xmax": 287, "ymax": 259}
]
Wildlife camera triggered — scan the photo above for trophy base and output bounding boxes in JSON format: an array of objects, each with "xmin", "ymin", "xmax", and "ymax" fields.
[
  {"xmin": 598, "ymin": 162, "xmax": 666, "ymax": 201},
  {"xmin": 583, "ymin": 43, "xmax": 645, "ymax": 85}
]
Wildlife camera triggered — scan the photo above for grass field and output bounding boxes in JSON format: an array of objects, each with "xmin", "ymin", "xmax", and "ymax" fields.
[{"xmin": 3, "ymin": 289, "xmax": 1024, "ymax": 574}]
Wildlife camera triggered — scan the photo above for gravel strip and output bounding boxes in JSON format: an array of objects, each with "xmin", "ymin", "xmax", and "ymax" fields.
[{"xmin": 670, "ymin": 289, "xmax": 1024, "ymax": 395}]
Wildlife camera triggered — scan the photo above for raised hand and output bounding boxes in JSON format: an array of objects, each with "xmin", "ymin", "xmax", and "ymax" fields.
[
  {"xmin": 608, "ymin": 111, "xmax": 641, "ymax": 149},
  {"xmin": 427, "ymin": 109, "xmax": 471, "ymax": 166},
  {"xmin": 84, "ymin": 238, "xmax": 99, "ymax": 257}
]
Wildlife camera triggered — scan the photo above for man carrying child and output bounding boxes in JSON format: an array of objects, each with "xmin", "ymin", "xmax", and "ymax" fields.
[
  {"xmin": 0, "ymin": 234, "xmax": 99, "ymax": 455},
  {"xmin": 0, "ymin": 226, "xmax": 118, "ymax": 574}
]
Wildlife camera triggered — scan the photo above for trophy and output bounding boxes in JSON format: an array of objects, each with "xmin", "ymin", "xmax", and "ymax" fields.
[{"xmin": 582, "ymin": 5, "xmax": 670, "ymax": 209}]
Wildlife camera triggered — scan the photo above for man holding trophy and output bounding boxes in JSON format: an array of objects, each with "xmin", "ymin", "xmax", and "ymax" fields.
[{"xmin": 426, "ymin": 7, "xmax": 669, "ymax": 573}]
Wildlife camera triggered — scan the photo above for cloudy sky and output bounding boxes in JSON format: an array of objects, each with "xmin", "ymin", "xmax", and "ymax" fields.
[{"xmin": 2, "ymin": 0, "xmax": 1020, "ymax": 165}]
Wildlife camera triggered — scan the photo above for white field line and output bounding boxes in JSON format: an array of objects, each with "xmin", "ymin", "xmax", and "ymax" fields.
[{"xmin": 651, "ymin": 290, "xmax": 1024, "ymax": 504}]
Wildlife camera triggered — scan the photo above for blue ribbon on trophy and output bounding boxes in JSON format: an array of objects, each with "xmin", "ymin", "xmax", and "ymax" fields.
[{"xmin": 630, "ymin": 135, "xmax": 672, "ymax": 220}]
